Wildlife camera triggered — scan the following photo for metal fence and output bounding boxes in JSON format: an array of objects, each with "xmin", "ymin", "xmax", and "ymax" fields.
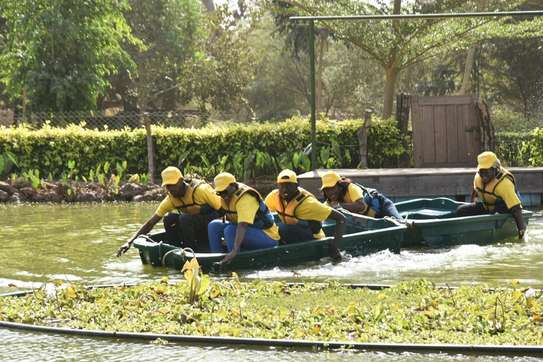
[{"xmin": 0, "ymin": 110, "xmax": 209, "ymax": 129}]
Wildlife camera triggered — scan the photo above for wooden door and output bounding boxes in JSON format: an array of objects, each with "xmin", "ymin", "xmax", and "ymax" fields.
[{"xmin": 411, "ymin": 96, "xmax": 481, "ymax": 167}]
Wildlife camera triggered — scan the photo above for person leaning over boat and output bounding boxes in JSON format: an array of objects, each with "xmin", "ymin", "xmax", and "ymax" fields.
[
  {"xmin": 320, "ymin": 171, "xmax": 402, "ymax": 219},
  {"xmin": 456, "ymin": 151, "xmax": 526, "ymax": 239},
  {"xmin": 209, "ymin": 172, "xmax": 280, "ymax": 263},
  {"xmin": 264, "ymin": 169, "xmax": 345, "ymax": 260},
  {"xmin": 116, "ymin": 166, "xmax": 221, "ymax": 256}
]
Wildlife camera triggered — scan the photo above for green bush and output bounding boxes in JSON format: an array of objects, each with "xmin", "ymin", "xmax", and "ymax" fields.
[
  {"xmin": 521, "ymin": 128, "xmax": 543, "ymax": 166},
  {"xmin": 0, "ymin": 117, "xmax": 405, "ymax": 180},
  {"xmin": 494, "ymin": 131, "xmax": 535, "ymax": 167}
]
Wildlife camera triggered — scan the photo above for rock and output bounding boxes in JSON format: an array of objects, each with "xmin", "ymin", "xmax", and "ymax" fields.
[
  {"xmin": 11, "ymin": 177, "xmax": 31, "ymax": 189},
  {"xmin": 0, "ymin": 190, "xmax": 9, "ymax": 202},
  {"xmin": 132, "ymin": 194, "xmax": 146, "ymax": 202},
  {"xmin": 8, "ymin": 193, "xmax": 20, "ymax": 203},
  {"xmin": 142, "ymin": 188, "xmax": 164, "ymax": 201},
  {"xmin": 0, "ymin": 181, "xmax": 17, "ymax": 195},
  {"xmin": 75, "ymin": 192, "xmax": 99, "ymax": 203},
  {"xmin": 34, "ymin": 190, "xmax": 63, "ymax": 203},
  {"xmin": 19, "ymin": 187, "xmax": 37, "ymax": 201},
  {"xmin": 120, "ymin": 182, "xmax": 145, "ymax": 200}
]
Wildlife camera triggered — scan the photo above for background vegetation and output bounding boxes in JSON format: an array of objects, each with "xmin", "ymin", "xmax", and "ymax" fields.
[
  {"xmin": 0, "ymin": 118, "xmax": 404, "ymax": 180},
  {"xmin": 0, "ymin": 0, "xmax": 542, "ymax": 130}
]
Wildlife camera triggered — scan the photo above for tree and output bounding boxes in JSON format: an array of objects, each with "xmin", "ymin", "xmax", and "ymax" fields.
[
  {"xmin": 123, "ymin": 0, "xmax": 203, "ymax": 111},
  {"xmin": 0, "ymin": 0, "xmax": 136, "ymax": 112},
  {"xmin": 183, "ymin": 3, "xmax": 260, "ymax": 118},
  {"xmin": 271, "ymin": 0, "xmax": 543, "ymax": 118}
]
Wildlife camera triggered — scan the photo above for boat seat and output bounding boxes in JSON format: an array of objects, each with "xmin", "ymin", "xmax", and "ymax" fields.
[{"xmin": 401, "ymin": 208, "xmax": 455, "ymax": 220}]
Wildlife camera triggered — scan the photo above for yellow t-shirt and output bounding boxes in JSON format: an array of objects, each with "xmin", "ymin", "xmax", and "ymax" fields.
[
  {"xmin": 155, "ymin": 183, "xmax": 221, "ymax": 217},
  {"xmin": 346, "ymin": 183, "xmax": 364, "ymax": 203},
  {"xmin": 324, "ymin": 183, "xmax": 365, "ymax": 205},
  {"xmin": 265, "ymin": 190, "xmax": 332, "ymax": 239},
  {"xmin": 236, "ymin": 194, "xmax": 280, "ymax": 241},
  {"xmin": 494, "ymin": 177, "xmax": 522, "ymax": 209}
]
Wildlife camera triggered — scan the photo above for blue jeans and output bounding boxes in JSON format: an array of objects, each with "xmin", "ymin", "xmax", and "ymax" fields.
[
  {"xmin": 278, "ymin": 223, "xmax": 315, "ymax": 244},
  {"xmin": 381, "ymin": 197, "xmax": 402, "ymax": 219},
  {"xmin": 208, "ymin": 219, "xmax": 278, "ymax": 253}
]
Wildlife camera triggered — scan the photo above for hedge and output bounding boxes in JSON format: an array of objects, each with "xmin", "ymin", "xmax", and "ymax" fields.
[
  {"xmin": 1, "ymin": 119, "xmax": 540, "ymax": 182},
  {"xmin": 0, "ymin": 117, "xmax": 404, "ymax": 180},
  {"xmin": 494, "ymin": 131, "xmax": 535, "ymax": 167}
]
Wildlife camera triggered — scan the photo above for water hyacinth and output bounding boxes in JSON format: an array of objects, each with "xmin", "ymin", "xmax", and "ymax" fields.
[{"xmin": 1, "ymin": 278, "xmax": 543, "ymax": 345}]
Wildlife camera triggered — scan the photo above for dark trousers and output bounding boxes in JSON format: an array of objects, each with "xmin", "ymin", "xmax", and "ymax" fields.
[
  {"xmin": 278, "ymin": 223, "xmax": 316, "ymax": 244},
  {"xmin": 163, "ymin": 212, "xmax": 218, "ymax": 252},
  {"xmin": 456, "ymin": 202, "xmax": 508, "ymax": 217}
]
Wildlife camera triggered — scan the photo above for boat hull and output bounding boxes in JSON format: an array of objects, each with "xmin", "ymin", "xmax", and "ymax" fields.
[
  {"xmin": 395, "ymin": 198, "xmax": 533, "ymax": 248},
  {"xmin": 133, "ymin": 222, "xmax": 406, "ymax": 273}
]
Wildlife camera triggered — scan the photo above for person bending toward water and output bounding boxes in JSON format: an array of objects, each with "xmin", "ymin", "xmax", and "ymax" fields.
[
  {"xmin": 116, "ymin": 166, "xmax": 221, "ymax": 256},
  {"xmin": 208, "ymin": 172, "xmax": 280, "ymax": 264},
  {"xmin": 265, "ymin": 169, "xmax": 346, "ymax": 260},
  {"xmin": 320, "ymin": 171, "xmax": 401, "ymax": 219},
  {"xmin": 456, "ymin": 151, "xmax": 526, "ymax": 239}
]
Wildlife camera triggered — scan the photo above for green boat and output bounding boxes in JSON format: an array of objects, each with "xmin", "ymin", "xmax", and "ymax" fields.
[
  {"xmin": 394, "ymin": 197, "xmax": 533, "ymax": 248},
  {"xmin": 133, "ymin": 217, "xmax": 406, "ymax": 273}
]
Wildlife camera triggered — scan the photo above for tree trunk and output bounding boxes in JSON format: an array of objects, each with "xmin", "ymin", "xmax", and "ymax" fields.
[
  {"xmin": 382, "ymin": 0, "xmax": 402, "ymax": 119},
  {"xmin": 141, "ymin": 112, "xmax": 156, "ymax": 184},
  {"xmin": 357, "ymin": 109, "xmax": 373, "ymax": 168},
  {"xmin": 315, "ymin": 33, "xmax": 327, "ymax": 114},
  {"xmin": 457, "ymin": 47, "xmax": 476, "ymax": 95},
  {"xmin": 201, "ymin": 0, "xmax": 215, "ymax": 12},
  {"xmin": 383, "ymin": 65, "xmax": 399, "ymax": 119}
]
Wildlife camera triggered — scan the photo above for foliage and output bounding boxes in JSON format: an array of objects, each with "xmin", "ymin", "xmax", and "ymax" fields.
[
  {"xmin": 184, "ymin": 4, "xmax": 258, "ymax": 118},
  {"xmin": 0, "ymin": 0, "xmax": 136, "ymax": 111},
  {"xmin": 181, "ymin": 257, "xmax": 210, "ymax": 304},
  {"xmin": 521, "ymin": 128, "xmax": 543, "ymax": 167},
  {"xmin": 0, "ymin": 150, "xmax": 17, "ymax": 177},
  {"xmin": 122, "ymin": 0, "xmax": 202, "ymax": 110},
  {"xmin": 495, "ymin": 131, "xmax": 535, "ymax": 167},
  {"xmin": 270, "ymin": 0, "xmax": 543, "ymax": 117},
  {"xmin": 1, "ymin": 278, "xmax": 543, "ymax": 345},
  {"xmin": 0, "ymin": 117, "xmax": 404, "ymax": 180}
]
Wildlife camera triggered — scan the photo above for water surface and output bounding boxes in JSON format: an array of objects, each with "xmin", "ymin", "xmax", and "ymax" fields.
[{"xmin": 0, "ymin": 203, "xmax": 542, "ymax": 361}]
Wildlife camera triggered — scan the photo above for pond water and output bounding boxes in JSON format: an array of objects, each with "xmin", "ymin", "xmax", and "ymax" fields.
[{"xmin": 0, "ymin": 203, "xmax": 542, "ymax": 361}]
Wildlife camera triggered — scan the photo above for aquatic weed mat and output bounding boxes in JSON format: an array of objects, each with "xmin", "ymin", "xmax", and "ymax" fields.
[{"xmin": 1, "ymin": 279, "xmax": 543, "ymax": 354}]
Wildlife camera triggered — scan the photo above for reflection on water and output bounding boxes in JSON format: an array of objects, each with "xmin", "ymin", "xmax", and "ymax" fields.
[{"xmin": 0, "ymin": 203, "xmax": 542, "ymax": 361}]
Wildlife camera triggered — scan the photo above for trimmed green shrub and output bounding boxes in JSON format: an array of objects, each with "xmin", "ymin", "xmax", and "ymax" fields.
[
  {"xmin": 0, "ymin": 117, "xmax": 405, "ymax": 180},
  {"xmin": 495, "ymin": 131, "xmax": 535, "ymax": 167},
  {"xmin": 521, "ymin": 128, "xmax": 543, "ymax": 166}
]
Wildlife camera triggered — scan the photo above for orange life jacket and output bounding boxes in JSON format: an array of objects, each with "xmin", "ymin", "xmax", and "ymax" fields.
[{"xmin": 268, "ymin": 188, "xmax": 323, "ymax": 236}]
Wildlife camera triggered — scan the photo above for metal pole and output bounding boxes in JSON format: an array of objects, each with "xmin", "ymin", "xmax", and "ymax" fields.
[
  {"xmin": 308, "ymin": 20, "xmax": 317, "ymax": 170},
  {"xmin": 290, "ymin": 10, "xmax": 543, "ymax": 21}
]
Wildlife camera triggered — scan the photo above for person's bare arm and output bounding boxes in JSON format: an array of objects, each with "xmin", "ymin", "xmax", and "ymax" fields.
[
  {"xmin": 338, "ymin": 199, "xmax": 366, "ymax": 213},
  {"xmin": 116, "ymin": 214, "xmax": 161, "ymax": 256},
  {"xmin": 327, "ymin": 209, "xmax": 346, "ymax": 260},
  {"xmin": 222, "ymin": 222, "xmax": 248, "ymax": 263},
  {"xmin": 510, "ymin": 205, "xmax": 526, "ymax": 239}
]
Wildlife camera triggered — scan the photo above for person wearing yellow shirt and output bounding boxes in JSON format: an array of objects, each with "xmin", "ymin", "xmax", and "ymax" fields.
[
  {"xmin": 116, "ymin": 166, "xmax": 221, "ymax": 256},
  {"xmin": 456, "ymin": 151, "xmax": 526, "ymax": 239},
  {"xmin": 265, "ymin": 169, "xmax": 345, "ymax": 260},
  {"xmin": 209, "ymin": 172, "xmax": 280, "ymax": 263},
  {"xmin": 320, "ymin": 171, "xmax": 401, "ymax": 219}
]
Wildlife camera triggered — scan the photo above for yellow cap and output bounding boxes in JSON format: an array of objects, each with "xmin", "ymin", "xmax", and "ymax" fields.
[
  {"xmin": 477, "ymin": 151, "xmax": 499, "ymax": 170},
  {"xmin": 161, "ymin": 166, "xmax": 183, "ymax": 186},
  {"xmin": 277, "ymin": 169, "xmax": 297, "ymax": 184},
  {"xmin": 214, "ymin": 172, "xmax": 236, "ymax": 192},
  {"xmin": 320, "ymin": 170, "xmax": 341, "ymax": 190}
]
